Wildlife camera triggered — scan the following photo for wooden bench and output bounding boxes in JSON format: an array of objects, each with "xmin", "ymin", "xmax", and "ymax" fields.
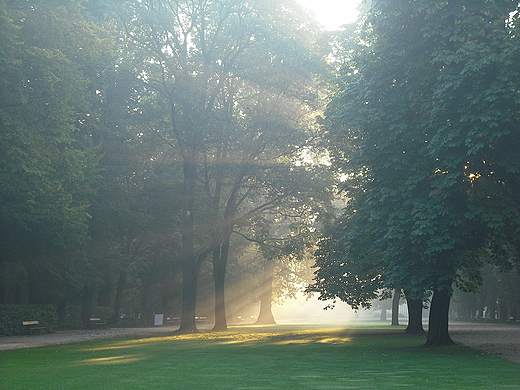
[
  {"xmin": 166, "ymin": 316, "xmax": 207, "ymax": 325},
  {"xmin": 167, "ymin": 317, "xmax": 181, "ymax": 325},
  {"xmin": 22, "ymin": 320, "xmax": 46, "ymax": 333},
  {"xmin": 89, "ymin": 317, "xmax": 107, "ymax": 329}
]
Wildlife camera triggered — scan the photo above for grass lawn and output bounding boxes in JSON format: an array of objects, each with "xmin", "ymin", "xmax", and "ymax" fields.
[{"xmin": 1, "ymin": 325, "xmax": 519, "ymax": 389}]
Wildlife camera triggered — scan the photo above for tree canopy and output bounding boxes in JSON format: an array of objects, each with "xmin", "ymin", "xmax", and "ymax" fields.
[
  {"xmin": 0, "ymin": 0, "xmax": 114, "ymax": 304},
  {"xmin": 308, "ymin": 0, "xmax": 520, "ymax": 346}
]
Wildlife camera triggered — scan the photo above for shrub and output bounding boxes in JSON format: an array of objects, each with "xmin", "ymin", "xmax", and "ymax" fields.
[
  {"xmin": 91, "ymin": 306, "xmax": 114, "ymax": 323},
  {"xmin": 0, "ymin": 304, "xmax": 57, "ymax": 336}
]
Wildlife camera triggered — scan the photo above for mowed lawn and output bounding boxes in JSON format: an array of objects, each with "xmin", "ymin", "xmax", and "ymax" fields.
[{"xmin": 1, "ymin": 325, "xmax": 519, "ymax": 389}]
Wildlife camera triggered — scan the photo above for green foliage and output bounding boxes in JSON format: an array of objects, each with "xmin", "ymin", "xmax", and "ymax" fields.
[
  {"xmin": 0, "ymin": 304, "xmax": 57, "ymax": 336},
  {"xmin": 0, "ymin": 1, "xmax": 112, "ymax": 244},
  {"xmin": 91, "ymin": 306, "xmax": 114, "ymax": 322},
  {"xmin": 108, "ymin": 0, "xmax": 332, "ymax": 329},
  {"xmin": 0, "ymin": 0, "xmax": 117, "ymax": 307},
  {"xmin": 310, "ymin": 0, "xmax": 520, "ymax": 313}
]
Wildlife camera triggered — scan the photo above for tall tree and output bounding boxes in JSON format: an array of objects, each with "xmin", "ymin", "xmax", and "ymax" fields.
[
  {"xmin": 250, "ymin": 208, "xmax": 332, "ymax": 325},
  {"xmin": 210, "ymin": 160, "xmax": 335, "ymax": 330},
  {"xmin": 0, "ymin": 0, "xmax": 113, "ymax": 304},
  {"xmin": 114, "ymin": 0, "xmax": 326, "ymax": 333},
  {"xmin": 312, "ymin": 0, "xmax": 520, "ymax": 346}
]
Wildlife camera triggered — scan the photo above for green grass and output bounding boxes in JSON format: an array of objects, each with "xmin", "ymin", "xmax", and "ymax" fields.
[{"xmin": 1, "ymin": 325, "xmax": 519, "ymax": 389}]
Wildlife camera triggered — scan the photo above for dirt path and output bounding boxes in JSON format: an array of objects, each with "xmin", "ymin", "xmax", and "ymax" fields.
[
  {"xmin": 0, "ymin": 326, "xmax": 179, "ymax": 351},
  {"xmin": 1, "ymin": 321, "xmax": 519, "ymax": 365},
  {"xmin": 450, "ymin": 321, "xmax": 520, "ymax": 364}
]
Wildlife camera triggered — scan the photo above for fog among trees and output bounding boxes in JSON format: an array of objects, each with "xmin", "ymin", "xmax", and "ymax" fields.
[{"xmin": 1, "ymin": 0, "xmax": 520, "ymax": 346}]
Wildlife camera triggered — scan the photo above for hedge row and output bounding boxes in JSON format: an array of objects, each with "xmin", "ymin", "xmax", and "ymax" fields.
[{"xmin": 0, "ymin": 304, "xmax": 57, "ymax": 336}]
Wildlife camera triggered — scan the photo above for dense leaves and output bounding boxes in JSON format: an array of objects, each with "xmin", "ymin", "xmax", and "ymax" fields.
[
  {"xmin": 108, "ymin": 0, "xmax": 332, "ymax": 332},
  {"xmin": 0, "ymin": 1, "xmax": 106, "ymax": 244},
  {"xmin": 0, "ymin": 0, "xmax": 115, "ymax": 304},
  {"xmin": 309, "ymin": 0, "xmax": 520, "ymax": 345},
  {"xmin": 1, "ymin": 0, "xmax": 334, "ymax": 332}
]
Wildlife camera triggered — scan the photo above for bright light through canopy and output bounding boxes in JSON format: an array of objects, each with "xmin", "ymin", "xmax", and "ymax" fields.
[{"xmin": 295, "ymin": 0, "xmax": 362, "ymax": 30}]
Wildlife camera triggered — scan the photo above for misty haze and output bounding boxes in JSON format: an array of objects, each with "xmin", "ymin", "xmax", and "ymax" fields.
[{"xmin": 2, "ymin": 0, "xmax": 520, "ymax": 389}]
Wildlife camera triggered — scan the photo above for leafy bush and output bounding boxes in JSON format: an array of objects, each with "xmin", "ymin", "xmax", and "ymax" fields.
[
  {"xmin": 91, "ymin": 306, "xmax": 114, "ymax": 323},
  {"xmin": 0, "ymin": 304, "xmax": 57, "ymax": 336}
]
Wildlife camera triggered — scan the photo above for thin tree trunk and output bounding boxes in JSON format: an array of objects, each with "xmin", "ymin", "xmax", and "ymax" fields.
[
  {"xmin": 426, "ymin": 284, "xmax": 455, "ymax": 346},
  {"xmin": 0, "ymin": 267, "xmax": 5, "ymax": 304},
  {"xmin": 140, "ymin": 280, "xmax": 154, "ymax": 326},
  {"xmin": 391, "ymin": 289, "xmax": 400, "ymax": 326},
  {"xmin": 81, "ymin": 285, "xmax": 96, "ymax": 329},
  {"xmin": 97, "ymin": 276, "xmax": 111, "ymax": 308},
  {"xmin": 405, "ymin": 291, "xmax": 425, "ymax": 334},
  {"xmin": 111, "ymin": 270, "xmax": 126, "ymax": 324},
  {"xmin": 57, "ymin": 299, "xmax": 67, "ymax": 326},
  {"xmin": 255, "ymin": 260, "xmax": 276, "ymax": 325}
]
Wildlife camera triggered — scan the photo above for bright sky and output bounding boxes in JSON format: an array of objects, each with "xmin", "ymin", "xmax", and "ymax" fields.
[{"xmin": 295, "ymin": 0, "xmax": 362, "ymax": 30}]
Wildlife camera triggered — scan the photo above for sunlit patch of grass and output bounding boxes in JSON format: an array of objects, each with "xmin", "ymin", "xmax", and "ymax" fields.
[
  {"xmin": 317, "ymin": 336, "xmax": 352, "ymax": 344},
  {"xmin": 1, "ymin": 325, "xmax": 519, "ymax": 390},
  {"xmin": 271, "ymin": 336, "xmax": 353, "ymax": 346},
  {"xmin": 81, "ymin": 343, "xmax": 139, "ymax": 352},
  {"xmin": 82, "ymin": 327, "xmax": 356, "ymax": 349},
  {"xmin": 76, "ymin": 354, "xmax": 145, "ymax": 366}
]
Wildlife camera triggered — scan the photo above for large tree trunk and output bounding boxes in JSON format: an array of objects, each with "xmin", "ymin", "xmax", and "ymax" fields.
[
  {"xmin": 213, "ymin": 231, "xmax": 231, "ymax": 331},
  {"xmin": 405, "ymin": 291, "xmax": 425, "ymax": 334},
  {"xmin": 391, "ymin": 289, "xmax": 400, "ymax": 326},
  {"xmin": 212, "ymin": 144, "xmax": 227, "ymax": 332},
  {"xmin": 255, "ymin": 260, "xmax": 276, "ymax": 325},
  {"xmin": 426, "ymin": 284, "xmax": 455, "ymax": 346},
  {"xmin": 178, "ymin": 156, "xmax": 200, "ymax": 334},
  {"xmin": 178, "ymin": 256, "xmax": 200, "ymax": 333}
]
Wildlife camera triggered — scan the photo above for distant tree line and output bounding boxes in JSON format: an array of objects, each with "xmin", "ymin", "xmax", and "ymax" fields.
[{"xmin": 452, "ymin": 264, "xmax": 520, "ymax": 321}]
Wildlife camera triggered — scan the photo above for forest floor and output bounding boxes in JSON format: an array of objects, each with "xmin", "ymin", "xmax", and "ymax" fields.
[{"xmin": 1, "ymin": 320, "xmax": 519, "ymax": 364}]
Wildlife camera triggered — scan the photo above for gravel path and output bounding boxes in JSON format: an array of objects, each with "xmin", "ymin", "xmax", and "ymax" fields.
[{"xmin": 1, "ymin": 321, "xmax": 519, "ymax": 364}]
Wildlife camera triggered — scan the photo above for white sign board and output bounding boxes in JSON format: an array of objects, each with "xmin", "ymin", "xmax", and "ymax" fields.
[{"xmin": 154, "ymin": 314, "xmax": 164, "ymax": 326}]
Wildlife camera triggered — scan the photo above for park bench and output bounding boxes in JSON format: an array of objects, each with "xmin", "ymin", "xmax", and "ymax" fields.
[
  {"xmin": 166, "ymin": 316, "xmax": 207, "ymax": 325},
  {"xmin": 22, "ymin": 320, "xmax": 46, "ymax": 333},
  {"xmin": 89, "ymin": 317, "xmax": 107, "ymax": 329},
  {"xmin": 166, "ymin": 317, "xmax": 181, "ymax": 325}
]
